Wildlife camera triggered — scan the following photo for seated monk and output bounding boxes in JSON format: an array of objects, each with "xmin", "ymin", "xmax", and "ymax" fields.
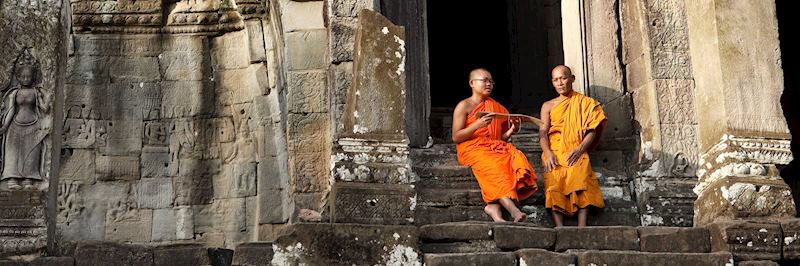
[
  {"xmin": 452, "ymin": 68, "xmax": 538, "ymax": 222},
  {"xmin": 540, "ymin": 65, "xmax": 607, "ymax": 227}
]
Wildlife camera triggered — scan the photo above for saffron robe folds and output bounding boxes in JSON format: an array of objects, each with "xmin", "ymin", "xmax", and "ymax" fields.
[
  {"xmin": 457, "ymin": 98, "xmax": 537, "ymax": 203},
  {"xmin": 542, "ymin": 91, "xmax": 607, "ymax": 215}
]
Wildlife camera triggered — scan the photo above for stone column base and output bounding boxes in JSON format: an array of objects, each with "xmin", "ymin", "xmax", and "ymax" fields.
[{"xmin": 695, "ymin": 175, "xmax": 796, "ymax": 226}]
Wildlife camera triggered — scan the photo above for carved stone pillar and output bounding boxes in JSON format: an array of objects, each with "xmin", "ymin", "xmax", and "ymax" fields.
[
  {"xmin": 622, "ymin": 0, "xmax": 700, "ymax": 226},
  {"xmin": 686, "ymin": 0, "xmax": 795, "ymax": 225},
  {"xmin": 0, "ymin": 1, "xmax": 66, "ymax": 256},
  {"xmin": 328, "ymin": 9, "xmax": 415, "ymax": 224}
]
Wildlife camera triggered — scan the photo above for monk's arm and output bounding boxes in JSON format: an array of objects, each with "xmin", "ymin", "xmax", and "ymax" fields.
[
  {"xmin": 540, "ymin": 103, "xmax": 558, "ymax": 171},
  {"xmin": 588, "ymin": 120, "xmax": 607, "ymax": 151},
  {"xmin": 451, "ymin": 102, "xmax": 481, "ymax": 143}
]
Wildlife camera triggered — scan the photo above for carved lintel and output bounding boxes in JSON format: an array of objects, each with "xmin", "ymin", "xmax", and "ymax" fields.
[
  {"xmin": 331, "ymin": 138, "xmax": 414, "ymax": 184},
  {"xmin": 695, "ymin": 135, "xmax": 793, "ymax": 195}
]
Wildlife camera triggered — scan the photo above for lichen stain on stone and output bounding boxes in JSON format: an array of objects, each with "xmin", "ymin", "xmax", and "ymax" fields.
[
  {"xmin": 383, "ymin": 244, "xmax": 420, "ymax": 266},
  {"xmin": 381, "ymin": 26, "xmax": 389, "ymax": 34},
  {"xmin": 271, "ymin": 242, "xmax": 306, "ymax": 266}
]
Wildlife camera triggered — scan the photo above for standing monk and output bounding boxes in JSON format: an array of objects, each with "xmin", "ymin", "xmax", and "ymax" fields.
[
  {"xmin": 540, "ymin": 65, "xmax": 607, "ymax": 227},
  {"xmin": 453, "ymin": 68, "xmax": 538, "ymax": 222}
]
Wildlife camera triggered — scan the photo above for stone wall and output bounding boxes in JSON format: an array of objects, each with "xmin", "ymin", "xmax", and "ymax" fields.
[
  {"xmin": 58, "ymin": 0, "xmax": 286, "ymax": 249},
  {"xmin": 621, "ymin": 0, "xmax": 700, "ymax": 226},
  {"xmin": 0, "ymin": 0, "xmax": 66, "ymax": 257}
]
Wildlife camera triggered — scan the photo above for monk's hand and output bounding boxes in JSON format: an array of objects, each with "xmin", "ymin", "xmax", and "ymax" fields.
[
  {"xmin": 566, "ymin": 146, "xmax": 586, "ymax": 166},
  {"xmin": 476, "ymin": 114, "xmax": 494, "ymax": 128},
  {"xmin": 543, "ymin": 151, "xmax": 559, "ymax": 172},
  {"xmin": 509, "ymin": 117, "xmax": 521, "ymax": 133}
]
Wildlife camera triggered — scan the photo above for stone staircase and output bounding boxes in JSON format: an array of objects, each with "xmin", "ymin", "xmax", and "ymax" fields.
[
  {"xmin": 420, "ymin": 221, "xmax": 735, "ymax": 265},
  {"xmin": 412, "ymin": 124, "xmax": 640, "ymax": 226}
]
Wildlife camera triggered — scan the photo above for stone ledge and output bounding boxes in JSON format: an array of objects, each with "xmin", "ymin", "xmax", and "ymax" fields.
[
  {"xmin": 516, "ymin": 248, "xmax": 576, "ymax": 266},
  {"xmin": 638, "ymin": 226, "xmax": 710, "ymax": 253},
  {"xmin": 232, "ymin": 242, "xmax": 273, "ymax": 266},
  {"xmin": 423, "ymin": 252, "xmax": 516, "ymax": 266},
  {"xmin": 419, "ymin": 223, "xmax": 493, "ymax": 241},
  {"xmin": 494, "ymin": 225, "xmax": 556, "ymax": 250},
  {"xmin": 555, "ymin": 226, "xmax": 639, "ymax": 251},
  {"xmin": 577, "ymin": 250, "xmax": 733, "ymax": 265}
]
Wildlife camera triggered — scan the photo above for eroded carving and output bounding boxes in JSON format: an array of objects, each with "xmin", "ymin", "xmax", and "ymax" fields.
[{"xmin": 0, "ymin": 49, "xmax": 51, "ymax": 191}]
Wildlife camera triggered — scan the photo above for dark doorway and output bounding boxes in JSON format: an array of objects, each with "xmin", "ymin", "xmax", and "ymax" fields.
[
  {"xmin": 776, "ymin": 0, "xmax": 800, "ymax": 216},
  {"xmin": 426, "ymin": 0, "xmax": 563, "ymax": 142}
]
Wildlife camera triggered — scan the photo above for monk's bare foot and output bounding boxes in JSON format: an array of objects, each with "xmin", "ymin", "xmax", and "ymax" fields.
[
  {"xmin": 484, "ymin": 205, "xmax": 506, "ymax": 222},
  {"xmin": 512, "ymin": 212, "xmax": 527, "ymax": 223}
]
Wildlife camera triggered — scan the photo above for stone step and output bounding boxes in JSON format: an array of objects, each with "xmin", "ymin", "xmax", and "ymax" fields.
[
  {"xmin": 575, "ymin": 250, "xmax": 733, "ymax": 266},
  {"xmin": 415, "ymin": 206, "xmax": 491, "ymax": 225},
  {"xmin": 413, "ymin": 165, "xmax": 473, "ymax": 179},
  {"xmin": 423, "ymin": 252, "xmax": 517, "ymax": 266},
  {"xmin": 417, "ymin": 188, "xmax": 484, "ymax": 207},
  {"xmin": 516, "ymin": 249, "xmax": 734, "ymax": 266}
]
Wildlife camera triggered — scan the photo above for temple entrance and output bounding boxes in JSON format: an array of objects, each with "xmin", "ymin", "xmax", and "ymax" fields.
[
  {"xmin": 776, "ymin": 0, "xmax": 800, "ymax": 215},
  {"xmin": 425, "ymin": 0, "xmax": 564, "ymax": 143}
]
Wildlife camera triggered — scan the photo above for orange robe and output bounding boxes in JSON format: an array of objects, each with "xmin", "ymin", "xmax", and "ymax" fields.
[
  {"xmin": 457, "ymin": 98, "xmax": 537, "ymax": 203},
  {"xmin": 542, "ymin": 91, "xmax": 607, "ymax": 215}
]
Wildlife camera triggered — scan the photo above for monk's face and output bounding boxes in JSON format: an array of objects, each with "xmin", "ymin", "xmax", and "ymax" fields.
[
  {"xmin": 469, "ymin": 71, "xmax": 494, "ymax": 97},
  {"xmin": 551, "ymin": 67, "xmax": 575, "ymax": 96}
]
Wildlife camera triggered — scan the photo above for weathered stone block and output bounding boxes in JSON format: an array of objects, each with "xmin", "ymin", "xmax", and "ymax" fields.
[
  {"xmin": 272, "ymin": 223, "xmax": 419, "ymax": 265},
  {"xmin": 152, "ymin": 244, "xmax": 232, "ymax": 266},
  {"xmin": 780, "ymin": 219, "xmax": 800, "ymax": 259},
  {"xmin": 63, "ymin": 118, "xmax": 98, "ymax": 149},
  {"xmin": 160, "ymin": 51, "xmax": 208, "ymax": 81},
  {"xmin": 59, "ymin": 182, "xmax": 131, "ymax": 241},
  {"xmin": 0, "ymin": 257, "xmax": 74, "ymax": 266},
  {"xmin": 215, "ymin": 162, "xmax": 257, "ymax": 198},
  {"xmin": 555, "ymin": 226, "xmax": 639, "ymax": 251},
  {"xmin": 173, "ymin": 175, "xmax": 213, "ymax": 205},
  {"xmin": 161, "ymin": 81, "xmax": 215, "ymax": 118},
  {"xmin": 278, "ymin": 0, "xmax": 324, "ymax": 31},
  {"xmin": 285, "ymin": 30, "xmax": 328, "ymax": 71},
  {"xmin": 638, "ymin": 226, "xmax": 709, "ymax": 252},
  {"xmin": 109, "ymin": 57, "xmax": 161, "ymax": 83},
  {"xmin": 193, "ymin": 198, "xmax": 246, "ymax": 234},
  {"xmin": 330, "ymin": 61, "xmax": 353, "ymax": 105},
  {"xmin": 330, "ymin": 182, "xmax": 415, "ymax": 224},
  {"xmin": 421, "ymin": 241, "xmax": 499, "ymax": 254},
  {"xmin": 151, "ymin": 208, "xmax": 177, "ymax": 242},
  {"xmin": 494, "ymin": 225, "xmax": 556, "ymax": 250},
  {"xmin": 68, "ymin": 56, "xmax": 109, "ymax": 85},
  {"xmin": 233, "ymin": 242, "xmax": 273, "ymax": 266},
  {"xmin": 119, "ymin": 36, "xmax": 162, "ymax": 57},
  {"xmin": 329, "ymin": 0, "xmax": 378, "ymax": 17},
  {"xmin": 137, "ymin": 178, "xmax": 173, "ymax": 209},
  {"xmin": 634, "ymin": 177, "xmax": 696, "ymax": 226},
  {"xmin": 96, "ymin": 156, "xmax": 140, "ymax": 181},
  {"xmin": 737, "ymin": 261, "xmax": 780, "ymax": 266},
  {"xmin": 216, "ymin": 67, "xmax": 261, "ymax": 105},
  {"xmin": 329, "ymin": 17, "xmax": 357, "ymax": 63},
  {"xmin": 258, "ymin": 188, "xmax": 290, "ymax": 224},
  {"xmin": 577, "ymin": 250, "xmax": 733, "ymax": 266},
  {"xmin": 423, "ymin": 253, "xmax": 515, "ymax": 266},
  {"xmin": 418, "ymin": 223, "xmax": 493, "ymax": 241},
  {"xmin": 97, "ymin": 120, "xmax": 144, "ymax": 155},
  {"xmin": 695, "ymin": 176, "xmax": 796, "ymax": 226},
  {"xmin": 73, "ymin": 35, "xmax": 120, "ymax": 56},
  {"xmin": 341, "ymin": 10, "xmax": 405, "ymax": 139},
  {"xmin": 516, "ymin": 249, "xmax": 576, "ymax": 266},
  {"xmin": 141, "ymin": 152, "xmax": 170, "ymax": 179},
  {"xmin": 246, "ymin": 20, "xmax": 267, "ymax": 62},
  {"xmin": 74, "ymin": 242, "xmax": 153, "ymax": 266},
  {"xmin": 287, "ymin": 70, "xmax": 328, "ymax": 113},
  {"xmin": 210, "ymin": 30, "xmax": 251, "ymax": 70},
  {"xmin": 707, "ymin": 220, "xmax": 782, "ymax": 261},
  {"xmin": 287, "ymin": 113, "xmax": 329, "ymax": 153},
  {"xmin": 289, "ymin": 152, "xmax": 329, "ymax": 193},
  {"xmin": 175, "ymin": 206, "xmax": 194, "ymax": 240},
  {"xmin": 105, "ymin": 209, "xmax": 153, "ymax": 242},
  {"xmin": 60, "ymin": 149, "xmax": 96, "ymax": 182}
]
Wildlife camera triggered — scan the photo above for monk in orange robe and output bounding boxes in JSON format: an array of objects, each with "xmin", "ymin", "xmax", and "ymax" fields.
[
  {"xmin": 540, "ymin": 65, "xmax": 607, "ymax": 227},
  {"xmin": 453, "ymin": 68, "xmax": 538, "ymax": 222}
]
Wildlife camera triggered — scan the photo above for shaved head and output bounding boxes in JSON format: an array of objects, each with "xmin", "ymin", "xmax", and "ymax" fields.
[
  {"xmin": 469, "ymin": 68, "xmax": 491, "ymax": 80},
  {"xmin": 551, "ymin": 65, "xmax": 573, "ymax": 77}
]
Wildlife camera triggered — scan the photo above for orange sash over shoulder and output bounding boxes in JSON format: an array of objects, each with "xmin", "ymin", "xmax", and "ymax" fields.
[
  {"xmin": 456, "ymin": 98, "xmax": 537, "ymax": 203},
  {"xmin": 542, "ymin": 91, "xmax": 607, "ymax": 215}
]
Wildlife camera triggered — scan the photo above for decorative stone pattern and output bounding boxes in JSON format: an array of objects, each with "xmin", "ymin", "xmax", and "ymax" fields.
[
  {"xmin": 58, "ymin": 0, "xmax": 283, "ymax": 249},
  {"xmin": 330, "ymin": 182, "xmax": 415, "ymax": 224},
  {"xmin": 708, "ymin": 220, "xmax": 782, "ymax": 261}
]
